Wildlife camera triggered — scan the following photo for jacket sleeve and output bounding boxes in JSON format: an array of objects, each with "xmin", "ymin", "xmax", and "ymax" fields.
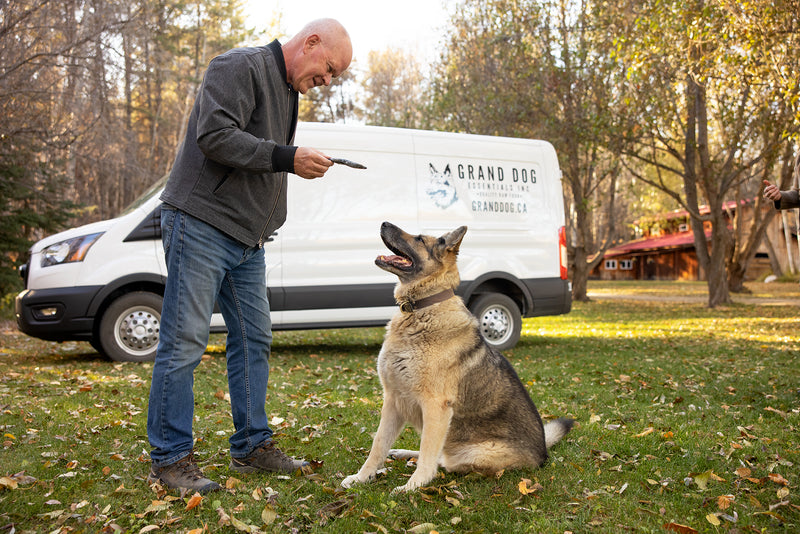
[
  {"xmin": 194, "ymin": 51, "xmax": 292, "ymax": 173},
  {"xmin": 777, "ymin": 189, "xmax": 800, "ymax": 210}
]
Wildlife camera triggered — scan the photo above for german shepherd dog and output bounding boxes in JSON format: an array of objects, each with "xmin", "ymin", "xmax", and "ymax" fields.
[{"xmin": 341, "ymin": 222, "xmax": 573, "ymax": 493}]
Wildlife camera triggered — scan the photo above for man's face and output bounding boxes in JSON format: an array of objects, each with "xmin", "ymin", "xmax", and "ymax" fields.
[{"xmin": 290, "ymin": 35, "xmax": 350, "ymax": 94}]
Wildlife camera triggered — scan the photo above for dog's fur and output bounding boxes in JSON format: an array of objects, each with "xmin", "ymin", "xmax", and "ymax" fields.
[{"xmin": 341, "ymin": 222, "xmax": 573, "ymax": 493}]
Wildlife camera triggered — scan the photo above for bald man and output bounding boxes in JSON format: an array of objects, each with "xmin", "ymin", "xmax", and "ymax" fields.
[{"xmin": 147, "ymin": 19, "xmax": 352, "ymax": 494}]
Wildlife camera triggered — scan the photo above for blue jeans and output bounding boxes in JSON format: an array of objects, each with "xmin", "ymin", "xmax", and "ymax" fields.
[{"xmin": 147, "ymin": 207, "xmax": 273, "ymax": 467}]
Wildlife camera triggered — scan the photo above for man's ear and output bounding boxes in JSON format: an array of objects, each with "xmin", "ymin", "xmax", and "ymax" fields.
[{"xmin": 303, "ymin": 34, "xmax": 321, "ymax": 53}]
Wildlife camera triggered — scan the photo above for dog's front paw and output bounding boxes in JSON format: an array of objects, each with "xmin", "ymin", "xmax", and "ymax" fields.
[
  {"xmin": 391, "ymin": 480, "xmax": 420, "ymax": 494},
  {"xmin": 342, "ymin": 470, "xmax": 380, "ymax": 489},
  {"xmin": 340, "ymin": 474, "xmax": 363, "ymax": 489}
]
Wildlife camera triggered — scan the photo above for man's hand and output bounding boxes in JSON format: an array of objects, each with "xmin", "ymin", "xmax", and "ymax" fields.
[
  {"xmin": 763, "ymin": 180, "xmax": 782, "ymax": 202},
  {"xmin": 294, "ymin": 147, "xmax": 333, "ymax": 179}
]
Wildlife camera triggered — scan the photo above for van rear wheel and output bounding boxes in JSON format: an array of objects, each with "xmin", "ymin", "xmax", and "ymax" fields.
[
  {"xmin": 97, "ymin": 291, "xmax": 162, "ymax": 362},
  {"xmin": 468, "ymin": 293, "xmax": 522, "ymax": 351}
]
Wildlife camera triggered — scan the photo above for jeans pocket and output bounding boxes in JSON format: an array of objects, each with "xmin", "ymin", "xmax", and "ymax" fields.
[{"xmin": 160, "ymin": 207, "xmax": 177, "ymax": 257}]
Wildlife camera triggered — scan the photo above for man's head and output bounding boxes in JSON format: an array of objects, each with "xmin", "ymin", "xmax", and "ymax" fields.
[{"xmin": 283, "ymin": 18, "xmax": 352, "ymax": 94}]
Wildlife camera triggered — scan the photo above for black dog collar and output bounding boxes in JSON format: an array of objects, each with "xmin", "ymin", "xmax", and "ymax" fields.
[{"xmin": 399, "ymin": 289, "xmax": 455, "ymax": 313}]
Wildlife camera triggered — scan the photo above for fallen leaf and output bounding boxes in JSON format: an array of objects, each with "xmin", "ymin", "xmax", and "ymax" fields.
[
  {"xmin": 38, "ymin": 510, "xmax": 66, "ymax": 520},
  {"xmin": 408, "ymin": 524, "xmax": 437, "ymax": 534},
  {"xmin": 261, "ymin": 504, "xmax": 277, "ymax": 525},
  {"xmin": 735, "ymin": 467, "xmax": 751, "ymax": 478},
  {"xmin": 73, "ymin": 500, "xmax": 89, "ymax": 510},
  {"xmin": 217, "ymin": 507, "xmax": 231, "ymax": 526},
  {"xmin": 139, "ymin": 525, "xmax": 159, "ymax": 534},
  {"xmin": 316, "ymin": 497, "xmax": 354, "ymax": 525},
  {"xmin": 764, "ymin": 406, "xmax": 787, "ymax": 418},
  {"xmin": 519, "ymin": 478, "xmax": 534, "ymax": 495},
  {"xmin": 229, "ymin": 514, "xmax": 263, "ymax": 533},
  {"xmin": 769, "ymin": 500, "xmax": 790, "ymax": 512},
  {"xmin": 768, "ymin": 473, "xmax": 789, "ymax": 486},
  {"xmin": 663, "ymin": 522, "xmax": 698, "ymax": 534},
  {"xmin": 717, "ymin": 495, "xmax": 734, "ymax": 510},
  {"xmin": 0, "ymin": 476, "xmax": 18, "ymax": 490},
  {"xmin": 634, "ymin": 427, "xmax": 654, "ymax": 438},
  {"xmin": 10, "ymin": 472, "xmax": 36, "ymax": 485},
  {"xmin": 185, "ymin": 492, "xmax": 202, "ymax": 511},
  {"xmin": 144, "ymin": 500, "xmax": 169, "ymax": 514},
  {"xmin": 706, "ymin": 513, "xmax": 720, "ymax": 526},
  {"xmin": 693, "ymin": 470, "xmax": 724, "ymax": 490},
  {"xmin": 445, "ymin": 495, "xmax": 461, "ymax": 507}
]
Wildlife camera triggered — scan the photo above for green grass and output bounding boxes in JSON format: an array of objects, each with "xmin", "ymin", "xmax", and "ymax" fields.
[{"xmin": 1, "ymin": 281, "xmax": 798, "ymax": 533}]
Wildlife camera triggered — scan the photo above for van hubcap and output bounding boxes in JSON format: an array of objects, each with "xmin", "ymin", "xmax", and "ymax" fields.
[
  {"xmin": 117, "ymin": 308, "xmax": 160, "ymax": 354},
  {"xmin": 479, "ymin": 306, "xmax": 511, "ymax": 343}
]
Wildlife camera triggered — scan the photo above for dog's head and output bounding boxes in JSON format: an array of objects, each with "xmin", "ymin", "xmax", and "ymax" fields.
[{"xmin": 376, "ymin": 222, "xmax": 467, "ymax": 296}]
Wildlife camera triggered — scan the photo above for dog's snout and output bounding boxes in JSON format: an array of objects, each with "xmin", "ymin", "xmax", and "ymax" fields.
[{"xmin": 381, "ymin": 221, "xmax": 400, "ymax": 235}]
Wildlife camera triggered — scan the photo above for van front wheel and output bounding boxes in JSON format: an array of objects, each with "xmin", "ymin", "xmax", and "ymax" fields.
[
  {"xmin": 97, "ymin": 291, "xmax": 162, "ymax": 362},
  {"xmin": 468, "ymin": 293, "xmax": 522, "ymax": 351}
]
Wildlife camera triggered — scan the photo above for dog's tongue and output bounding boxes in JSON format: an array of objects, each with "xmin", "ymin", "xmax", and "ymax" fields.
[{"xmin": 378, "ymin": 254, "xmax": 412, "ymax": 267}]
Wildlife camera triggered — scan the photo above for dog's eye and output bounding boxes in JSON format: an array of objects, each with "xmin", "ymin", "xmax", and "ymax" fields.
[{"xmin": 415, "ymin": 235, "xmax": 424, "ymax": 242}]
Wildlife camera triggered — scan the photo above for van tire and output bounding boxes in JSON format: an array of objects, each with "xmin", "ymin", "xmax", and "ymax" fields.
[
  {"xmin": 469, "ymin": 293, "xmax": 522, "ymax": 351},
  {"xmin": 97, "ymin": 291, "xmax": 162, "ymax": 362}
]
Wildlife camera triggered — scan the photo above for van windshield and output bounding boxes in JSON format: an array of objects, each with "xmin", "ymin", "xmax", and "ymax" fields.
[{"xmin": 119, "ymin": 175, "xmax": 168, "ymax": 216}]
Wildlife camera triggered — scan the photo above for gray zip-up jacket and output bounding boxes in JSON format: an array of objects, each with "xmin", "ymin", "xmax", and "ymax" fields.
[{"xmin": 161, "ymin": 40, "xmax": 298, "ymax": 247}]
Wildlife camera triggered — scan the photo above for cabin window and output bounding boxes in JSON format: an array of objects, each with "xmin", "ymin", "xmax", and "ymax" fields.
[{"xmin": 605, "ymin": 259, "xmax": 617, "ymax": 270}]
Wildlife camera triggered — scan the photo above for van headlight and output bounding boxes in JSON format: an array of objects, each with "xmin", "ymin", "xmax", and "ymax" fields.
[{"xmin": 41, "ymin": 233, "xmax": 104, "ymax": 267}]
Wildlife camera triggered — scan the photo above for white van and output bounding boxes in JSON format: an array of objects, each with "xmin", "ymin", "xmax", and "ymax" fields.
[{"xmin": 15, "ymin": 123, "xmax": 571, "ymax": 361}]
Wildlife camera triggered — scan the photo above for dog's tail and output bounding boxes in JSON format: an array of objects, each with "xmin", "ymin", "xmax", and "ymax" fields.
[{"xmin": 544, "ymin": 418, "xmax": 574, "ymax": 449}]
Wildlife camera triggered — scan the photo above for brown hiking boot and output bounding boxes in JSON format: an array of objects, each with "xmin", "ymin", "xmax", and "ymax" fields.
[
  {"xmin": 147, "ymin": 453, "xmax": 221, "ymax": 494},
  {"xmin": 229, "ymin": 441, "xmax": 309, "ymax": 474}
]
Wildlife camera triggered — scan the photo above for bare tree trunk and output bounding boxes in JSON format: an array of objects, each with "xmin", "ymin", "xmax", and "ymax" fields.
[
  {"xmin": 763, "ymin": 234, "xmax": 784, "ymax": 277},
  {"xmin": 685, "ymin": 19, "xmax": 731, "ymax": 307},
  {"xmin": 571, "ymin": 246, "xmax": 590, "ymax": 302},
  {"xmin": 781, "ymin": 210, "xmax": 796, "ymax": 274}
]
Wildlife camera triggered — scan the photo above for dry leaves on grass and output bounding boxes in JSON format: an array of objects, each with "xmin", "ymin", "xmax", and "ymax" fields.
[{"xmin": 518, "ymin": 478, "xmax": 544, "ymax": 495}]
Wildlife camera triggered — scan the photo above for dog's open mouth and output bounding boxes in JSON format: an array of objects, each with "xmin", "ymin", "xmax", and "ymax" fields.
[{"xmin": 376, "ymin": 253, "xmax": 413, "ymax": 270}]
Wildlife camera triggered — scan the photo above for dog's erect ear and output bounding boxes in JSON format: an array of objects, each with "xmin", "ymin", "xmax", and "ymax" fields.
[{"xmin": 441, "ymin": 226, "xmax": 467, "ymax": 255}]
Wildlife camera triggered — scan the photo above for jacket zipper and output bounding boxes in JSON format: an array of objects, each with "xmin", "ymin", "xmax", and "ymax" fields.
[
  {"xmin": 258, "ymin": 176, "xmax": 283, "ymax": 248},
  {"xmin": 257, "ymin": 87, "xmax": 293, "ymax": 248}
]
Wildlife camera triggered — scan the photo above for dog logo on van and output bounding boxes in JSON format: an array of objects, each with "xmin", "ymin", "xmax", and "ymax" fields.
[{"xmin": 426, "ymin": 164, "xmax": 458, "ymax": 209}]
